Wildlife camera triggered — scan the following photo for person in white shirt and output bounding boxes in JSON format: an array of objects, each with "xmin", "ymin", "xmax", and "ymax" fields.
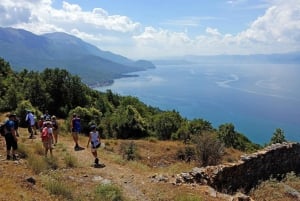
[
  {"xmin": 25, "ymin": 110, "xmax": 35, "ymax": 139},
  {"xmin": 87, "ymin": 125, "xmax": 102, "ymax": 167}
]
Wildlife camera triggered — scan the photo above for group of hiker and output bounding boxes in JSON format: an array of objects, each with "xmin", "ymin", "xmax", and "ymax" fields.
[{"xmin": 1, "ymin": 110, "xmax": 103, "ymax": 167}]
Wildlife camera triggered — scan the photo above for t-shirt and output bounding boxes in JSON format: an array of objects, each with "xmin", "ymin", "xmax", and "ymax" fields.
[
  {"xmin": 25, "ymin": 112, "xmax": 35, "ymax": 126},
  {"xmin": 72, "ymin": 117, "xmax": 81, "ymax": 132},
  {"xmin": 5, "ymin": 120, "xmax": 15, "ymax": 134},
  {"xmin": 90, "ymin": 131, "xmax": 100, "ymax": 148}
]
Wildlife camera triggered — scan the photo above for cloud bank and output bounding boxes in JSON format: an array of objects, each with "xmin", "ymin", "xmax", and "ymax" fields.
[{"xmin": 0, "ymin": 0, "xmax": 299, "ymax": 59}]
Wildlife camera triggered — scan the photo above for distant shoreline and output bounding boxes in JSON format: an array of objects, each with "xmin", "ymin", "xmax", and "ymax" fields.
[{"xmin": 89, "ymin": 74, "xmax": 139, "ymax": 89}]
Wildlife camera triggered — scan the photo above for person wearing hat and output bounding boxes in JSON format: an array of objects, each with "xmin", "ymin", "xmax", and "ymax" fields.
[
  {"xmin": 86, "ymin": 125, "xmax": 102, "ymax": 167},
  {"xmin": 4, "ymin": 113, "xmax": 18, "ymax": 160},
  {"xmin": 25, "ymin": 110, "xmax": 36, "ymax": 139}
]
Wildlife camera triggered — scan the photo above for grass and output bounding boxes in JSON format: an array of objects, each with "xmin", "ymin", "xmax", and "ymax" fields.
[
  {"xmin": 174, "ymin": 194, "xmax": 203, "ymax": 201},
  {"xmin": 42, "ymin": 174, "xmax": 73, "ymax": 200},
  {"xmin": 63, "ymin": 153, "xmax": 78, "ymax": 168},
  {"xmin": 94, "ymin": 184, "xmax": 124, "ymax": 201},
  {"xmin": 27, "ymin": 154, "xmax": 48, "ymax": 174},
  {"xmin": 0, "ymin": 116, "xmax": 299, "ymax": 201}
]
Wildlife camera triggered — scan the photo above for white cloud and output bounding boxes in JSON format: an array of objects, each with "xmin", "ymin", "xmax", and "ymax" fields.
[{"xmin": 0, "ymin": 0, "xmax": 299, "ymax": 59}]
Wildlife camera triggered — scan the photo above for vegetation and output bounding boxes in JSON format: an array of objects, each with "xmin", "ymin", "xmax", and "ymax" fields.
[
  {"xmin": 0, "ymin": 56, "xmax": 280, "ymax": 160},
  {"xmin": 270, "ymin": 128, "xmax": 287, "ymax": 144}
]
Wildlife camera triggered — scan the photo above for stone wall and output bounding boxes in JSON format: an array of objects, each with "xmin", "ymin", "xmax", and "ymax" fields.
[{"xmin": 176, "ymin": 142, "xmax": 300, "ymax": 194}]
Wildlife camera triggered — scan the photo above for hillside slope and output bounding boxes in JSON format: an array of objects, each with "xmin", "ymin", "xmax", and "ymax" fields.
[{"xmin": 0, "ymin": 27, "xmax": 155, "ymax": 85}]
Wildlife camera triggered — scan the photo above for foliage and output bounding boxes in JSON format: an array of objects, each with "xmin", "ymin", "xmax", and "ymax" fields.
[
  {"xmin": 217, "ymin": 123, "xmax": 260, "ymax": 152},
  {"xmin": 94, "ymin": 184, "xmax": 124, "ymax": 201},
  {"xmin": 120, "ymin": 141, "xmax": 139, "ymax": 161},
  {"xmin": 43, "ymin": 175, "xmax": 73, "ymax": 200},
  {"xmin": 152, "ymin": 110, "xmax": 183, "ymax": 140},
  {"xmin": 64, "ymin": 153, "xmax": 78, "ymax": 168},
  {"xmin": 0, "ymin": 57, "xmax": 260, "ymax": 148},
  {"xmin": 270, "ymin": 128, "xmax": 287, "ymax": 144},
  {"xmin": 193, "ymin": 132, "xmax": 224, "ymax": 166}
]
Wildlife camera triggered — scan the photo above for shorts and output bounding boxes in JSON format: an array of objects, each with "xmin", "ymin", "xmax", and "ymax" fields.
[
  {"xmin": 91, "ymin": 142, "xmax": 100, "ymax": 152},
  {"xmin": 42, "ymin": 139, "xmax": 52, "ymax": 149},
  {"xmin": 4, "ymin": 133, "xmax": 18, "ymax": 151},
  {"xmin": 72, "ymin": 128, "xmax": 80, "ymax": 133}
]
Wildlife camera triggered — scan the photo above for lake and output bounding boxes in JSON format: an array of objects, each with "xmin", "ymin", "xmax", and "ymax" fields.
[{"xmin": 96, "ymin": 63, "xmax": 300, "ymax": 144}]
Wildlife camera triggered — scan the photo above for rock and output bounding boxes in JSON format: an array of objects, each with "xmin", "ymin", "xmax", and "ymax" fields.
[{"xmin": 26, "ymin": 177, "xmax": 36, "ymax": 185}]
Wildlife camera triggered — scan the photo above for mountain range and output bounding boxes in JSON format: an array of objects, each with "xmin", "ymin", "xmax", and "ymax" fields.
[{"xmin": 0, "ymin": 27, "xmax": 155, "ymax": 86}]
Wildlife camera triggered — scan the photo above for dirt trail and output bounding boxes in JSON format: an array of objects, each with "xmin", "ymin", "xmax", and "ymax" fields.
[{"xmin": 63, "ymin": 136, "xmax": 153, "ymax": 201}]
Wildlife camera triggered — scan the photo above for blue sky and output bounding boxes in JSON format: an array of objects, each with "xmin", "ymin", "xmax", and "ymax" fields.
[{"xmin": 0, "ymin": 0, "xmax": 299, "ymax": 59}]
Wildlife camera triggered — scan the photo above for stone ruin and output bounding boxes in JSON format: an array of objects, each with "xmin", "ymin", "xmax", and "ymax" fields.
[{"xmin": 175, "ymin": 142, "xmax": 300, "ymax": 194}]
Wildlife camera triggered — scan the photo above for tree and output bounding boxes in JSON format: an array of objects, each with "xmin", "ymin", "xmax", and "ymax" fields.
[
  {"xmin": 153, "ymin": 110, "xmax": 182, "ymax": 140},
  {"xmin": 217, "ymin": 123, "xmax": 237, "ymax": 148},
  {"xmin": 270, "ymin": 128, "xmax": 286, "ymax": 144}
]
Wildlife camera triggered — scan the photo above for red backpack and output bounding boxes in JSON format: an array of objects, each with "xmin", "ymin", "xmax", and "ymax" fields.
[{"xmin": 41, "ymin": 127, "xmax": 49, "ymax": 141}]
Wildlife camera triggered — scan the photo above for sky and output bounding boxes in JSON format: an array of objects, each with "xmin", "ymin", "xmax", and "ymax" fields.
[{"xmin": 0, "ymin": 0, "xmax": 300, "ymax": 60}]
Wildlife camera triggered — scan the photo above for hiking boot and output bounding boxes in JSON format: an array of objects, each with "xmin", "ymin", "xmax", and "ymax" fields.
[
  {"xmin": 74, "ymin": 146, "xmax": 84, "ymax": 151},
  {"xmin": 6, "ymin": 155, "xmax": 11, "ymax": 160},
  {"xmin": 12, "ymin": 155, "xmax": 17, "ymax": 161},
  {"xmin": 95, "ymin": 158, "xmax": 99, "ymax": 165}
]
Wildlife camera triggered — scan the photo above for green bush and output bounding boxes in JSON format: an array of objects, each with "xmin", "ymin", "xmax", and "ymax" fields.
[
  {"xmin": 120, "ymin": 141, "xmax": 139, "ymax": 161},
  {"xmin": 94, "ymin": 184, "xmax": 124, "ymax": 201}
]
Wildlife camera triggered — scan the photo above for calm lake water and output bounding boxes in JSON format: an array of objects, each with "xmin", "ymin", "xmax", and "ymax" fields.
[{"xmin": 96, "ymin": 63, "xmax": 300, "ymax": 144}]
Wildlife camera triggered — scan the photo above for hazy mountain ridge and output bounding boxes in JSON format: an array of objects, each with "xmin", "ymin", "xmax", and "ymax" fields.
[
  {"xmin": 153, "ymin": 52, "xmax": 300, "ymax": 65},
  {"xmin": 0, "ymin": 27, "xmax": 155, "ymax": 85}
]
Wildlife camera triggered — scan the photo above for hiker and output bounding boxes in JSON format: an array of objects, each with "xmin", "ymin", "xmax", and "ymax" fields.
[
  {"xmin": 4, "ymin": 113, "xmax": 18, "ymax": 160},
  {"xmin": 41, "ymin": 121, "xmax": 53, "ymax": 157},
  {"xmin": 71, "ymin": 113, "xmax": 84, "ymax": 151},
  {"xmin": 13, "ymin": 115, "xmax": 20, "ymax": 137},
  {"xmin": 51, "ymin": 115, "xmax": 59, "ymax": 145},
  {"xmin": 43, "ymin": 110, "xmax": 51, "ymax": 121},
  {"xmin": 37, "ymin": 115, "xmax": 44, "ymax": 132},
  {"xmin": 87, "ymin": 125, "xmax": 101, "ymax": 166},
  {"xmin": 25, "ymin": 110, "xmax": 36, "ymax": 139}
]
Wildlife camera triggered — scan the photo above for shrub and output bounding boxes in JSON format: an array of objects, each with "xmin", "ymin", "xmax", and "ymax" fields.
[
  {"xmin": 45, "ymin": 156, "xmax": 59, "ymax": 170},
  {"xmin": 64, "ymin": 153, "xmax": 78, "ymax": 168},
  {"xmin": 27, "ymin": 155, "xmax": 48, "ymax": 174},
  {"xmin": 193, "ymin": 132, "xmax": 224, "ymax": 166},
  {"xmin": 43, "ymin": 176, "xmax": 73, "ymax": 200},
  {"xmin": 120, "ymin": 141, "xmax": 139, "ymax": 161},
  {"xmin": 94, "ymin": 184, "xmax": 124, "ymax": 201}
]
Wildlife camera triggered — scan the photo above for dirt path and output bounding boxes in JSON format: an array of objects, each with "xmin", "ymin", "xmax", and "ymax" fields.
[{"xmin": 63, "ymin": 136, "xmax": 153, "ymax": 201}]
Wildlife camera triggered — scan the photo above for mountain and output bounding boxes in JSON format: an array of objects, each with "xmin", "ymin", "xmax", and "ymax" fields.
[{"xmin": 0, "ymin": 27, "xmax": 155, "ymax": 86}]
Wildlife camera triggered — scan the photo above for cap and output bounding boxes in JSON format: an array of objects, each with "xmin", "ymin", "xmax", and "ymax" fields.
[{"xmin": 90, "ymin": 125, "xmax": 96, "ymax": 130}]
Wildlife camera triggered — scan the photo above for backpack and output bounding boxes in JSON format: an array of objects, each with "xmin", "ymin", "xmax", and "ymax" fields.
[
  {"xmin": 41, "ymin": 127, "xmax": 49, "ymax": 141},
  {"xmin": 0, "ymin": 123, "xmax": 5, "ymax": 136}
]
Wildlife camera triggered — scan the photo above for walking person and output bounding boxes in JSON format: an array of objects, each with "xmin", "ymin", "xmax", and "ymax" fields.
[
  {"xmin": 41, "ymin": 121, "xmax": 53, "ymax": 157},
  {"xmin": 4, "ymin": 113, "xmax": 18, "ymax": 160},
  {"xmin": 71, "ymin": 113, "xmax": 84, "ymax": 151},
  {"xmin": 87, "ymin": 125, "xmax": 104, "ymax": 167},
  {"xmin": 25, "ymin": 110, "xmax": 35, "ymax": 139},
  {"xmin": 51, "ymin": 115, "xmax": 59, "ymax": 145}
]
